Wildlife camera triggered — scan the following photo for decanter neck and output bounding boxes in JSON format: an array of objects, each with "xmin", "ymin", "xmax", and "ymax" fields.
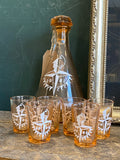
[
  {"xmin": 50, "ymin": 27, "xmax": 70, "ymax": 54},
  {"xmin": 55, "ymin": 28, "xmax": 69, "ymax": 45},
  {"xmin": 50, "ymin": 15, "xmax": 72, "ymax": 49}
]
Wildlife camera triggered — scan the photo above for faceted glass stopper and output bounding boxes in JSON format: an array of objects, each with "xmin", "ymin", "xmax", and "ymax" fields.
[{"xmin": 51, "ymin": 15, "xmax": 73, "ymax": 28}]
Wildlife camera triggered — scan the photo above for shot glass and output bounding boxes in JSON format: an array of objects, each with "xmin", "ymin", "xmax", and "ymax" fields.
[
  {"xmin": 27, "ymin": 100, "xmax": 53, "ymax": 144},
  {"xmin": 62, "ymin": 97, "xmax": 86, "ymax": 136},
  {"xmin": 10, "ymin": 95, "xmax": 35, "ymax": 134},
  {"xmin": 37, "ymin": 96, "xmax": 61, "ymax": 133},
  {"xmin": 97, "ymin": 99, "xmax": 114, "ymax": 139},
  {"xmin": 88, "ymin": 98, "xmax": 114, "ymax": 139},
  {"xmin": 72, "ymin": 101, "xmax": 100, "ymax": 147}
]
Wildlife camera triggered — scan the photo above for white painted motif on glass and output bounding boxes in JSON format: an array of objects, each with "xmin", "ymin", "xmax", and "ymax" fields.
[
  {"xmin": 98, "ymin": 107, "xmax": 112, "ymax": 134},
  {"xmin": 52, "ymin": 103, "xmax": 60, "ymax": 123},
  {"xmin": 31, "ymin": 109, "xmax": 51, "ymax": 140},
  {"xmin": 12, "ymin": 103, "xmax": 28, "ymax": 130},
  {"xmin": 74, "ymin": 113, "xmax": 93, "ymax": 142},
  {"xmin": 63, "ymin": 110, "xmax": 72, "ymax": 126},
  {"xmin": 43, "ymin": 55, "xmax": 72, "ymax": 95}
]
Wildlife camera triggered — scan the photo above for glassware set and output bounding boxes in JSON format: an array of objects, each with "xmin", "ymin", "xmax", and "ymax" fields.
[
  {"xmin": 10, "ymin": 96, "xmax": 62, "ymax": 144},
  {"xmin": 10, "ymin": 95, "xmax": 113, "ymax": 147},
  {"xmin": 10, "ymin": 15, "xmax": 114, "ymax": 147}
]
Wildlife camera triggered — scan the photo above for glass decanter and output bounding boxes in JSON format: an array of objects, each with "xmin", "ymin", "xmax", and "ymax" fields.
[{"xmin": 36, "ymin": 15, "xmax": 83, "ymax": 98}]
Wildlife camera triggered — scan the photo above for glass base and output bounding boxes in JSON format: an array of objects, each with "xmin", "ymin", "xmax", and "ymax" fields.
[
  {"xmin": 64, "ymin": 129, "xmax": 74, "ymax": 136},
  {"xmin": 28, "ymin": 135, "xmax": 51, "ymax": 144},
  {"xmin": 97, "ymin": 130, "xmax": 110, "ymax": 139},
  {"xmin": 74, "ymin": 138, "xmax": 96, "ymax": 148},
  {"xmin": 51, "ymin": 127, "xmax": 59, "ymax": 134},
  {"xmin": 13, "ymin": 127, "xmax": 28, "ymax": 134},
  {"xmin": 97, "ymin": 134, "xmax": 110, "ymax": 139}
]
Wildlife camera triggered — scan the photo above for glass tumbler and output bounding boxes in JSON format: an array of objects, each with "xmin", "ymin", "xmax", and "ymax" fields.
[
  {"xmin": 10, "ymin": 95, "xmax": 35, "ymax": 134},
  {"xmin": 88, "ymin": 98, "xmax": 114, "ymax": 139},
  {"xmin": 37, "ymin": 96, "xmax": 61, "ymax": 133},
  {"xmin": 97, "ymin": 99, "xmax": 114, "ymax": 139},
  {"xmin": 27, "ymin": 100, "xmax": 53, "ymax": 144},
  {"xmin": 62, "ymin": 97, "xmax": 86, "ymax": 136},
  {"xmin": 72, "ymin": 101, "xmax": 100, "ymax": 147}
]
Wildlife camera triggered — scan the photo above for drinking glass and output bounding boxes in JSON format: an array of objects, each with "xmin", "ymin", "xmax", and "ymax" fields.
[
  {"xmin": 10, "ymin": 95, "xmax": 35, "ymax": 133},
  {"xmin": 37, "ymin": 96, "xmax": 61, "ymax": 133},
  {"xmin": 62, "ymin": 97, "xmax": 86, "ymax": 136},
  {"xmin": 27, "ymin": 100, "xmax": 53, "ymax": 144},
  {"xmin": 97, "ymin": 99, "xmax": 113, "ymax": 139},
  {"xmin": 72, "ymin": 101, "xmax": 100, "ymax": 147},
  {"xmin": 88, "ymin": 98, "xmax": 114, "ymax": 139}
]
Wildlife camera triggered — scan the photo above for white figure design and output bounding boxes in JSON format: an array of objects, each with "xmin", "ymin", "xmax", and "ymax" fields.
[
  {"xmin": 74, "ymin": 113, "xmax": 93, "ymax": 142},
  {"xmin": 31, "ymin": 109, "xmax": 51, "ymax": 140},
  {"xmin": 64, "ymin": 110, "xmax": 72, "ymax": 126},
  {"xmin": 98, "ymin": 107, "xmax": 112, "ymax": 134},
  {"xmin": 43, "ymin": 55, "xmax": 72, "ymax": 95},
  {"xmin": 52, "ymin": 104, "xmax": 60, "ymax": 123},
  {"xmin": 12, "ymin": 103, "xmax": 27, "ymax": 130}
]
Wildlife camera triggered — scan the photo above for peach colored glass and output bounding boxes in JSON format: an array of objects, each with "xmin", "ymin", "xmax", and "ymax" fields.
[
  {"xmin": 37, "ymin": 96, "xmax": 61, "ymax": 133},
  {"xmin": 62, "ymin": 97, "xmax": 86, "ymax": 136},
  {"xmin": 72, "ymin": 101, "xmax": 99, "ymax": 147},
  {"xmin": 27, "ymin": 100, "xmax": 53, "ymax": 144},
  {"xmin": 10, "ymin": 95, "xmax": 35, "ymax": 134},
  {"xmin": 88, "ymin": 98, "xmax": 114, "ymax": 139},
  {"xmin": 97, "ymin": 99, "xmax": 114, "ymax": 139},
  {"xmin": 36, "ymin": 15, "xmax": 83, "ymax": 100}
]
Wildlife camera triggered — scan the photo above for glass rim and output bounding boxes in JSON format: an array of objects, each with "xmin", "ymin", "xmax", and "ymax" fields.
[
  {"xmin": 10, "ymin": 95, "xmax": 36, "ymax": 101},
  {"xmin": 37, "ymin": 95, "xmax": 61, "ymax": 99},
  {"xmin": 63, "ymin": 97, "xmax": 86, "ymax": 102},
  {"xmin": 73, "ymin": 103, "xmax": 100, "ymax": 111},
  {"xmin": 27, "ymin": 99, "xmax": 55, "ymax": 107},
  {"xmin": 37, "ymin": 96, "xmax": 62, "ymax": 102},
  {"xmin": 87, "ymin": 98, "xmax": 114, "ymax": 105}
]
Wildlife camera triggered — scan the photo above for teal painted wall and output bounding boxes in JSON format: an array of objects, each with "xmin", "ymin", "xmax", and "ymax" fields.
[{"xmin": 0, "ymin": 0, "xmax": 90, "ymax": 110}]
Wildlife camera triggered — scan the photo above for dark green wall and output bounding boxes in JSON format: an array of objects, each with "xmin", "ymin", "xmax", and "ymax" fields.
[{"xmin": 0, "ymin": 0, "xmax": 90, "ymax": 110}]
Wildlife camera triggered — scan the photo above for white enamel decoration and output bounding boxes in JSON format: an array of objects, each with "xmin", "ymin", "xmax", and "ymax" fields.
[
  {"xmin": 98, "ymin": 107, "xmax": 112, "ymax": 134},
  {"xmin": 52, "ymin": 104, "xmax": 60, "ymax": 123},
  {"xmin": 62, "ymin": 103, "xmax": 72, "ymax": 126},
  {"xmin": 43, "ymin": 55, "xmax": 72, "ymax": 95},
  {"xmin": 74, "ymin": 113, "xmax": 93, "ymax": 142},
  {"xmin": 31, "ymin": 109, "xmax": 51, "ymax": 140},
  {"xmin": 63, "ymin": 110, "xmax": 72, "ymax": 126},
  {"xmin": 12, "ymin": 103, "xmax": 28, "ymax": 130}
]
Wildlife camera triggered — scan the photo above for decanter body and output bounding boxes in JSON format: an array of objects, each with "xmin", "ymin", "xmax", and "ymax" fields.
[{"xmin": 36, "ymin": 15, "xmax": 83, "ymax": 98}]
